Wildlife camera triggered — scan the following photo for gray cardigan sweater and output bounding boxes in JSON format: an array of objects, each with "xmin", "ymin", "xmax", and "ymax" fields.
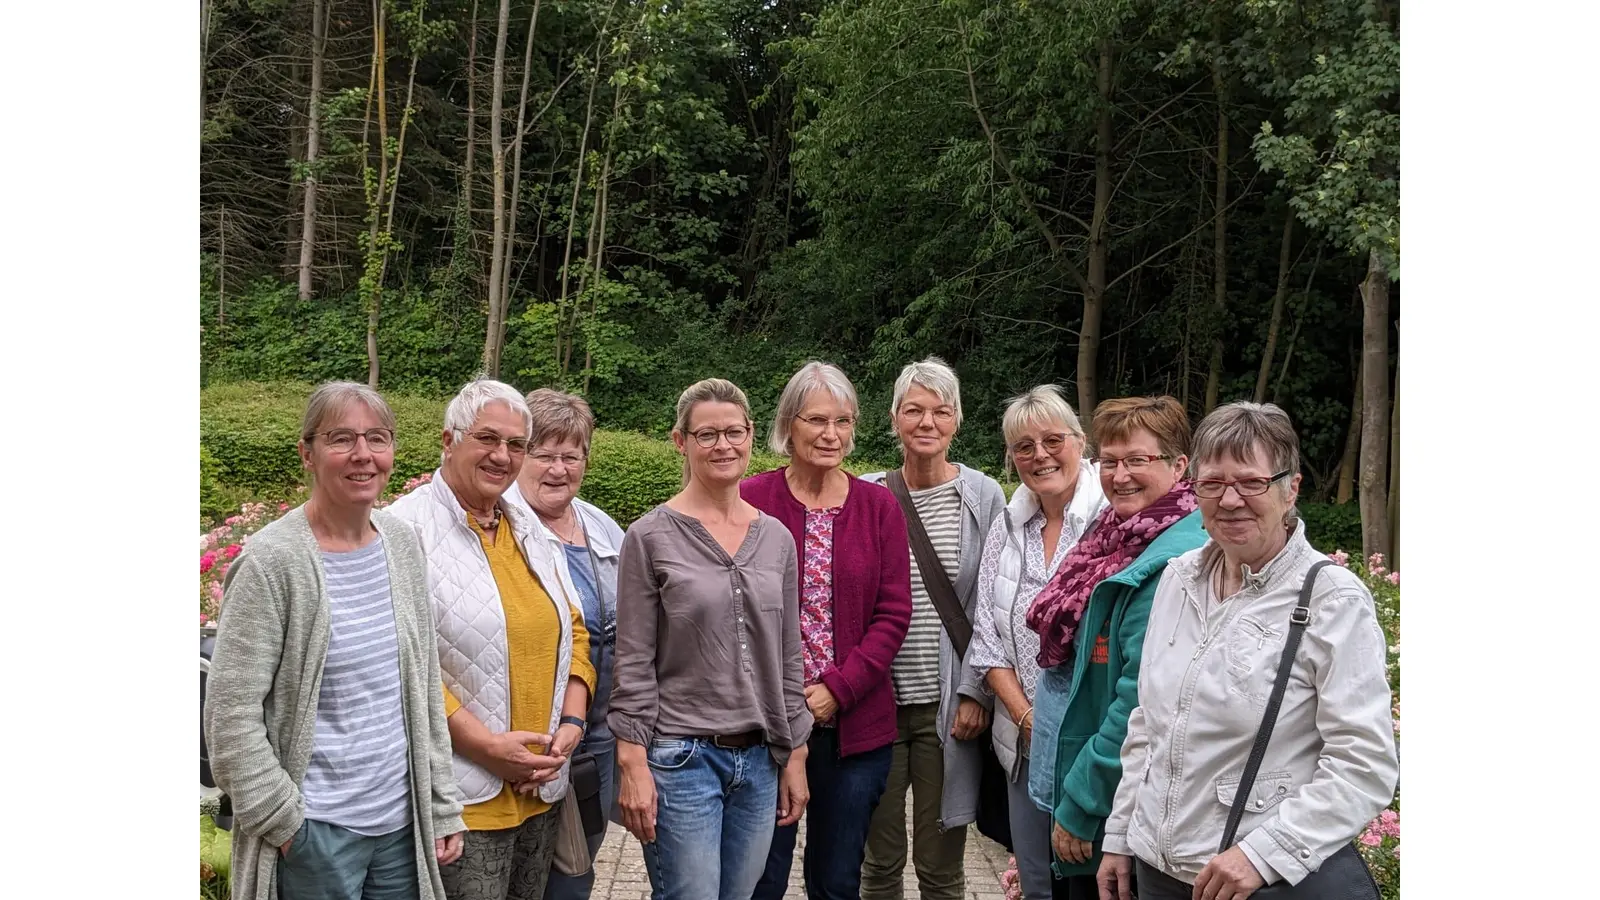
[
  {"xmin": 202, "ymin": 507, "xmax": 465, "ymax": 900},
  {"xmin": 861, "ymin": 463, "xmax": 1007, "ymax": 829}
]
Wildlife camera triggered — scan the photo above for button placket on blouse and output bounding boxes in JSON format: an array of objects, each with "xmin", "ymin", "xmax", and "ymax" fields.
[{"xmin": 730, "ymin": 562, "xmax": 752, "ymax": 669}]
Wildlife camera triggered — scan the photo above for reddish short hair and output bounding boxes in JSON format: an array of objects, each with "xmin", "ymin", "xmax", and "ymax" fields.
[{"xmin": 1089, "ymin": 395, "xmax": 1191, "ymax": 460}]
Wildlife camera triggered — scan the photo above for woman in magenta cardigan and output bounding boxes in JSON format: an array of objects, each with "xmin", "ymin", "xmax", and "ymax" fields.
[{"xmin": 745, "ymin": 361, "xmax": 913, "ymax": 900}]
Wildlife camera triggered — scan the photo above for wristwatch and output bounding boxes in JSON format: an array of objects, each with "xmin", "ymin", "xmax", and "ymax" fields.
[{"xmin": 559, "ymin": 715, "xmax": 588, "ymax": 736}]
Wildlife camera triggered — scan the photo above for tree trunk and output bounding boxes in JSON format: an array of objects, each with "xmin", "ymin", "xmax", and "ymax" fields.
[
  {"xmin": 201, "ymin": 0, "xmax": 214, "ymax": 128},
  {"xmin": 1077, "ymin": 38, "xmax": 1113, "ymax": 431},
  {"xmin": 1387, "ymin": 339, "xmax": 1399, "ymax": 568},
  {"xmin": 481, "ymin": 0, "xmax": 512, "ymax": 377},
  {"xmin": 463, "ymin": 0, "xmax": 479, "ymax": 236},
  {"xmin": 1254, "ymin": 208, "xmax": 1294, "ymax": 402},
  {"xmin": 365, "ymin": 0, "xmax": 389, "ymax": 389},
  {"xmin": 1336, "ymin": 350, "xmax": 1362, "ymax": 504},
  {"xmin": 1202, "ymin": 17, "xmax": 1229, "ymax": 414},
  {"xmin": 297, "ymin": 0, "xmax": 328, "ymax": 302},
  {"xmin": 217, "ymin": 204, "xmax": 227, "ymax": 325},
  {"xmin": 1358, "ymin": 249, "xmax": 1391, "ymax": 561},
  {"xmin": 557, "ymin": 47, "xmax": 604, "ymax": 375},
  {"xmin": 495, "ymin": 0, "xmax": 543, "ymax": 362}
]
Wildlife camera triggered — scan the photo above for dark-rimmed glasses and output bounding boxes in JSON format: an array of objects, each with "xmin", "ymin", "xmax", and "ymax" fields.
[
  {"xmin": 1194, "ymin": 471, "xmax": 1291, "ymax": 499},
  {"xmin": 1090, "ymin": 454, "xmax": 1172, "ymax": 471},
  {"xmin": 690, "ymin": 425, "xmax": 752, "ymax": 448}
]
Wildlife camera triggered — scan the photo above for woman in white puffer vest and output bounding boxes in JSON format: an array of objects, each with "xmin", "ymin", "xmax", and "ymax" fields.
[
  {"xmin": 387, "ymin": 377, "xmax": 597, "ymax": 900},
  {"xmin": 968, "ymin": 384, "xmax": 1107, "ymax": 900}
]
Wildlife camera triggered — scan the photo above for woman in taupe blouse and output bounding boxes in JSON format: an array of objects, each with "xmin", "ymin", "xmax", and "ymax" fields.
[{"xmin": 608, "ymin": 377, "xmax": 813, "ymax": 900}]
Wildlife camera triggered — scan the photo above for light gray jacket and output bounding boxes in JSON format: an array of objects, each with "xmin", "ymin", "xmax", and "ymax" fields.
[
  {"xmin": 1102, "ymin": 523, "xmax": 1398, "ymax": 886},
  {"xmin": 202, "ymin": 507, "xmax": 465, "ymax": 900},
  {"xmin": 861, "ymin": 463, "xmax": 1007, "ymax": 829}
]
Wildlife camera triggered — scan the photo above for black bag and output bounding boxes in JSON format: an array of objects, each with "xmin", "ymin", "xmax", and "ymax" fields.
[
  {"xmin": 885, "ymin": 471, "xmax": 1011, "ymax": 850},
  {"xmin": 568, "ymin": 751, "xmax": 605, "ymax": 837},
  {"xmin": 1219, "ymin": 561, "xmax": 1380, "ymax": 900}
]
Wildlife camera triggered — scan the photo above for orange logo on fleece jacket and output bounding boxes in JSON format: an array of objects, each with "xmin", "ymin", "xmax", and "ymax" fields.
[{"xmin": 1091, "ymin": 634, "xmax": 1110, "ymax": 664}]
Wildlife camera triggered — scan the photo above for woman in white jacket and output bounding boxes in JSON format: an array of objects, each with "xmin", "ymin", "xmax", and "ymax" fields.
[
  {"xmin": 1097, "ymin": 402, "xmax": 1397, "ymax": 900},
  {"xmin": 968, "ymin": 384, "xmax": 1106, "ymax": 900}
]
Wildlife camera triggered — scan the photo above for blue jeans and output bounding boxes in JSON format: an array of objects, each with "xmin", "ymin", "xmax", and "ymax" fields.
[
  {"xmin": 640, "ymin": 737, "xmax": 779, "ymax": 900},
  {"xmin": 545, "ymin": 737, "xmax": 618, "ymax": 900},
  {"xmin": 277, "ymin": 818, "xmax": 418, "ymax": 900},
  {"xmin": 753, "ymin": 727, "xmax": 893, "ymax": 900}
]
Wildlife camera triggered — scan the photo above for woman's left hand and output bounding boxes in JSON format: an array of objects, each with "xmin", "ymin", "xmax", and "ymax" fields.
[
  {"xmin": 435, "ymin": 832, "xmax": 464, "ymax": 866},
  {"xmin": 951, "ymin": 697, "xmax": 989, "ymax": 740},
  {"xmin": 804, "ymin": 683, "xmax": 839, "ymax": 723},
  {"xmin": 777, "ymin": 748, "xmax": 810, "ymax": 826},
  {"xmin": 1192, "ymin": 846, "xmax": 1265, "ymax": 900},
  {"xmin": 1051, "ymin": 822, "xmax": 1093, "ymax": 864},
  {"xmin": 551, "ymin": 722, "xmax": 584, "ymax": 758}
]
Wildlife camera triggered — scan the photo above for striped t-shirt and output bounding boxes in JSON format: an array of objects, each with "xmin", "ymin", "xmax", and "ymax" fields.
[
  {"xmin": 301, "ymin": 535, "xmax": 412, "ymax": 836},
  {"xmin": 892, "ymin": 478, "xmax": 963, "ymax": 705}
]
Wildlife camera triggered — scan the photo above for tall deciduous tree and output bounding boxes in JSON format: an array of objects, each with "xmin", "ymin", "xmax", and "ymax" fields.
[{"xmin": 297, "ymin": 0, "xmax": 329, "ymax": 301}]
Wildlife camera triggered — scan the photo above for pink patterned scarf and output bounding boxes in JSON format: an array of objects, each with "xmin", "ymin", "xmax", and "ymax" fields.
[{"xmin": 1025, "ymin": 481, "xmax": 1198, "ymax": 668}]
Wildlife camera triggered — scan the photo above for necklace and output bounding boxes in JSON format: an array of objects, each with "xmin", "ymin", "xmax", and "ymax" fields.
[
  {"xmin": 470, "ymin": 505, "xmax": 501, "ymax": 531},
  {"xmin": 540, "ymin": 508, "xmax": 583, "ymax": 544}
]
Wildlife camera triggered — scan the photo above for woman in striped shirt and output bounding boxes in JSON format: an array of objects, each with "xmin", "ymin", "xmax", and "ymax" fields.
[
  {"xmin": 860, "ymin": 357, "xmax": 1007, "ymax": 900},
  {"xmin": 204, "ymin": 382, "xmax": 466, "ymax": 900}
]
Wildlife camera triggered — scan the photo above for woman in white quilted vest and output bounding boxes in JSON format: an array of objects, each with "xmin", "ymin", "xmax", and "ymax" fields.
[
  {"xmin": 203, "ymin": 382, "xmax": 465, "ymax": 900},
  {"xmin": 967, "ymin": 384, "xmax": 1107, "ymax": 900},
  {"xmin": 387, "ymin": 377, "xmax": 598, "ymax": 900}
]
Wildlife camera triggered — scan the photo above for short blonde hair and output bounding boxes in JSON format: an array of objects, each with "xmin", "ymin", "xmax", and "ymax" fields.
[
  {"xmin": 769, "ymin": 361, "xmax": 859, "ymax": 457},
  {"xmin": 672, "ymin": 378, "xmax": 754, "ymax": 485},
  {"xmin": 525, "ymin": 388, "xmax": 596, "ymax": 454},
  {"xmin": 1001, "ymin": 384, "xmax": 1083, "ymax": 449}
]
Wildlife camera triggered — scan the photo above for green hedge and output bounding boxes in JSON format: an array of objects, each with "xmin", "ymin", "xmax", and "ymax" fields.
[
  {"xmin": 200, "ymin": 382, "xmax": 1370, "ymax": 547},
  {"xmin": 200, "ymin": 382, "xmax": 890, "ymax": 526}
]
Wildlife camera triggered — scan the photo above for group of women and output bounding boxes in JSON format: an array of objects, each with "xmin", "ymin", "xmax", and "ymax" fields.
[{"xmin": 203, "ymin": 357, "xmax": 1397, "ymax": 900}]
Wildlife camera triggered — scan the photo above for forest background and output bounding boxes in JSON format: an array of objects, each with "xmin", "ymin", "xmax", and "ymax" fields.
[{"xmin": 199, "ymin": 0, "xmax": 1400, "ymax": 562}]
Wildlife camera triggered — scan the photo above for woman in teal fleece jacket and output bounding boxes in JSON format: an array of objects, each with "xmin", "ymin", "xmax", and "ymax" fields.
[{"xmin": 1023, "ymin": 396, "xmax": 1209, "ymax": 900}]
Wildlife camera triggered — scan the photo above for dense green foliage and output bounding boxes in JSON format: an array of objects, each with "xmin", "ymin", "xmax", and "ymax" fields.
[
  {"xmin": 203, "ymin": 381, "xmax": 1359, "ymax": 551},
  {"xmin": 202, "ymin": 0, "xmax": 1399, "ymax": 501}
]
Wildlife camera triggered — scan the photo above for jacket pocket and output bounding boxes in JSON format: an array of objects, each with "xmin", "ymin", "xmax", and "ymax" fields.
[
  {"xmin": 646, "ymin": 737, "xmax": 700, "ymax": 771},
  {"xmin": 1224, "ymin": 614, "xmax": 1285, "ymax": 709},
  {"xmin": 1215, "ymin": 769, "xmax": 1294, "ymax": 818}
]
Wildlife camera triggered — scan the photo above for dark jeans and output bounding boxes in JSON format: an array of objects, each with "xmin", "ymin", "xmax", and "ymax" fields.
[
  {"xmin": 1132, "ymin": 859, "xmax": 1192, "ymax": 900},
  {"xmin": 753, "ymin": 726, "xmax": 894, "ymax": 900}
]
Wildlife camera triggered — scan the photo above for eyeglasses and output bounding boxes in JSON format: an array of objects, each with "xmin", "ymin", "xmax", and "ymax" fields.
[
  {"xmin": 897, "ymin": 405, "xmax": 956, "ymax": 423},
  {"xmin": 529, "ymin": 452, "xmax": 587, "ymax": 468},
  {"xmin": 1090, "ymin": 454, "xmax": 1172, "ymax": 472},
  {"xmin": 1010, "ymin": 433, "xmax": 1074, "ymax": 461},
  {"xmin": 1194, "ymin": 471, "xmax": 1292, "ymax": 499},
  {"xmin": 691, "ymin": 425, "xmax": 752, "ymax": 448},
  {"xmin": 316, "ymin": 428, "xmax": 395, "ymax": 453},
  {"xmin": 458, "ymin": 429, "xmax": 531, "ymax": 456},
  {"xmin": 795, "ymin": 414, "xmax": 856, "ymax": 431}
]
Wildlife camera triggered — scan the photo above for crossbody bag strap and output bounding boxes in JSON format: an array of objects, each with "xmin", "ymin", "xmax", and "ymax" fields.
[
  {"xmin": 885, "ymin": 469, "xmax": 973, "ymax": 659},
  {"xmin": 1219, "ymin": 559, "xmax": 1335, "ymax": 853}
]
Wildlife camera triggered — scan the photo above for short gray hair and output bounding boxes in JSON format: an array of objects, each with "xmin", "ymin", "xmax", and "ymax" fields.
[
  {"xmin": 442, "ymin": 376, "xmax": 532, "ymax": 462},
  {"xmin": 525, "ymin": 388, "xmax": 596, "ymax": 453},
  {"xmin": 1191, "ymin": 401, "xmax": 1300, "ymax": 493},
  {"xmin": 890, "ymin": 356, "xmax": 964, "ymax": 433},
  {"xmin": 769, "ymin": 361, "xmax": 860, "ymax": 456},
  {"xmin": 1001, "ymin": 384, "xmax": 1083, "ymax": 448},
  {"xmin": 301, "ymin": 381, "xmax": 395, "ymax": 444}
]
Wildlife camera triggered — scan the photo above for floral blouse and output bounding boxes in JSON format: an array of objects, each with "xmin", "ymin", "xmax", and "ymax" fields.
[{"xmin": 800, "ymin": 506, "xmax": 844, "ymax": 687}]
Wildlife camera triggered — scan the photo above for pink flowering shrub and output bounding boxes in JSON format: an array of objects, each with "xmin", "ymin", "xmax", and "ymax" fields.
[
  {"xmin": 199, "ymin": 473, "xmax": 436, "ymax": 625},
  {"xmin": 1331, "ymin": 549, "xmax": 1401, "ymax": 900}
]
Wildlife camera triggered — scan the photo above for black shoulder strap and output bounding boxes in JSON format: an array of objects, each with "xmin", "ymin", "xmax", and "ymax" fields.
[
  {"xmin": 885, "ymin": 470, "xmax": 973, "ymax": 658},
  {"xmin": 1220, "ymin": 559, "xmax": 1335, "ymax": 852}
]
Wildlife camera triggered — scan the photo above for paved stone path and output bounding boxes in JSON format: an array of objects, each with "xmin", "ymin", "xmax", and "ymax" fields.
[{"xmin": 587, "ymin": 811, "xmax": 1014, "ymax": 900}]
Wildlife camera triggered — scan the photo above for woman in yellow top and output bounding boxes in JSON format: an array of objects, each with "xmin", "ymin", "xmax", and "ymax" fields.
[{"xmin": 388, "ymin": 378, "xmax": 597, "ymax": 900}]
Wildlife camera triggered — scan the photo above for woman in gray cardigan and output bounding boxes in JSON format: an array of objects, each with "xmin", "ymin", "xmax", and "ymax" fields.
[
  {"xmin": 859, "ymin": 357, "xmax": 1007, "ymax": 900},
  {"xmin": 203, "ymin": 382, "xmax": 466, "ymax": 900}
]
